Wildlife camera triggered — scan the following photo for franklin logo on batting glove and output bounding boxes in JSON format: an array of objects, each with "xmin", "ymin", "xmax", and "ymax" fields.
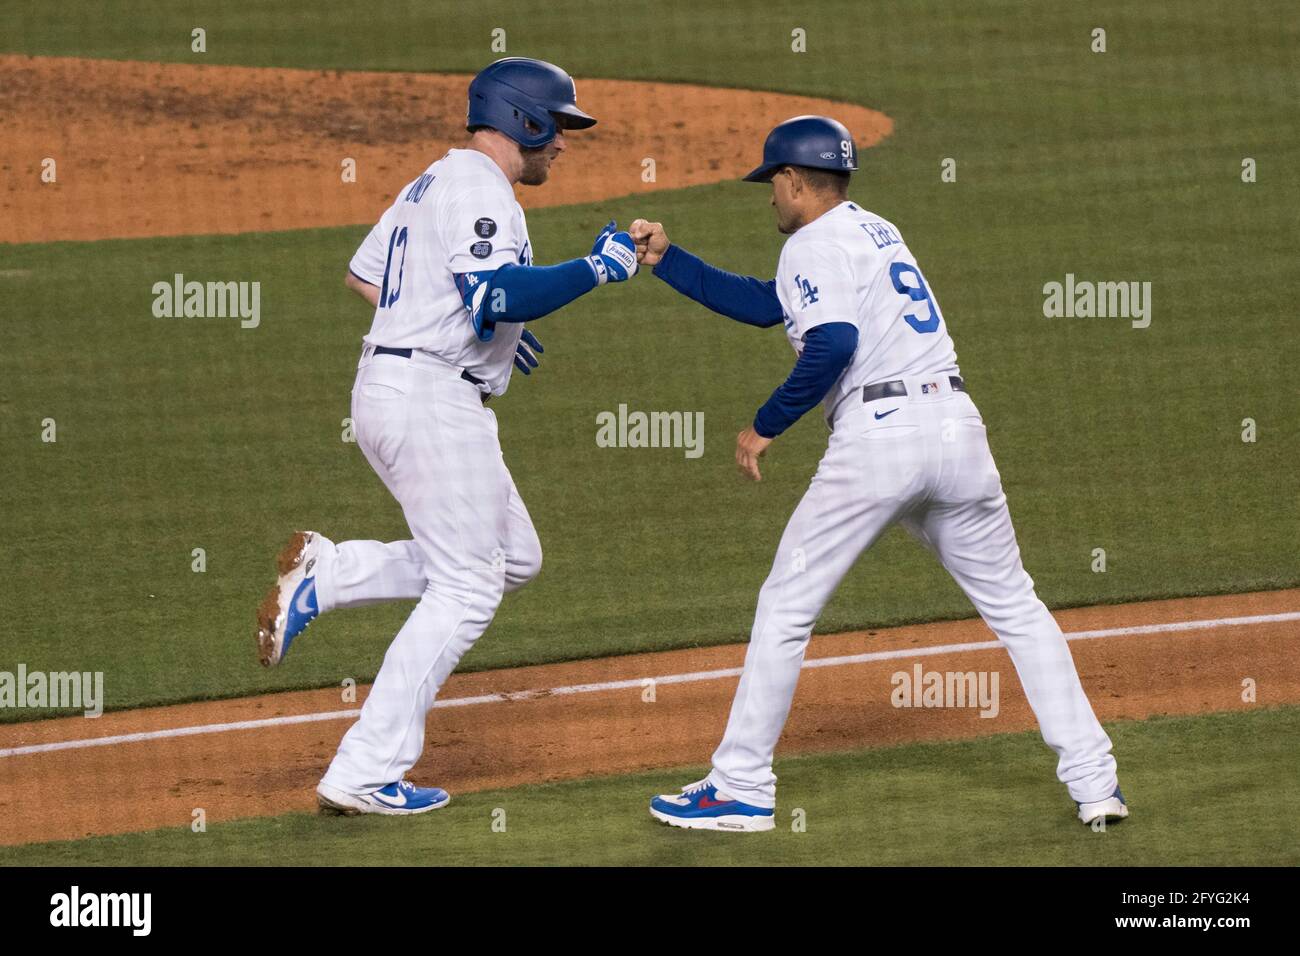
[{"xmin": 586, "ymin": 219, "xmax": 638, "ymax": 284}]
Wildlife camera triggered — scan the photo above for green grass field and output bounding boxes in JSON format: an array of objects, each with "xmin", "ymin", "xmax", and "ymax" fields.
[
  {"xmin": 1, "ymin": 0, "xmax": 1297, "ymax": 723},
  {"xmin": 4, "ymin": 707, "xmax": 1297, "ymax": 866}
]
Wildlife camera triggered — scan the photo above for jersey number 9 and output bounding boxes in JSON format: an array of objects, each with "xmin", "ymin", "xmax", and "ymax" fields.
[{"xmin": 889, "ymin": 261, "xmax": 940, "ymax": 334}]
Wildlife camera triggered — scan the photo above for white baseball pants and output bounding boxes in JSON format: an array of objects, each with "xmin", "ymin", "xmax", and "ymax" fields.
[
  {"xmin": 315, "ymin": 349, "xmax": 540, "ymax": 794},
  {"xmin": 710, "ymin": 379, "xmax": 1119, "ymax": 807}
]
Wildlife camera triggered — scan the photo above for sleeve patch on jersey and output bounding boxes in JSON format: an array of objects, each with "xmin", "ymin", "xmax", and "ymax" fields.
[
  {"xmin": 471, "ymin": 240, "xmax": 493, "ymax": 259},
  {"xmin": 474, "ymin": 218, "xmax": 498, "ymax": 239},
  {"xmin": 793, "ymin": 273, "xmax": 820, "ymax": 309}
]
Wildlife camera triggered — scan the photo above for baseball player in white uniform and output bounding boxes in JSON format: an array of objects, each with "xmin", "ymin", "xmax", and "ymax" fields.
[
  {"xmin": 253, "ymin": 58, "xmax": 638, "ymax": 815},
  {"xmin": 632, "ymin": 116, "xmax": 1127, "ymax": 831}
]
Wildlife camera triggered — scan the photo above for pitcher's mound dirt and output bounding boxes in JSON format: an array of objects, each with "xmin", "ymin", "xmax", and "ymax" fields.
[{"xmin": 0, "ymin": 55, "xmax": 894, "ymax": 244}]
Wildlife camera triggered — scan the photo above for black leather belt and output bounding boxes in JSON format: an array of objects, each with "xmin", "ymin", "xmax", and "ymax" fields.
[
  {"xmin": 372, "ymin": 346, "xmax": 486, "ymax": 389},
  {"xmin": 861, "ymin": 375, "xmax": 965, "ymax": 403}
]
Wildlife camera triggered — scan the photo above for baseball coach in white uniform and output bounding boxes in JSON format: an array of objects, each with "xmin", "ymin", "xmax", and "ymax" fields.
[{"xmin": 631, "ymin": 116, "xmax": 1128, "ymax": 832}]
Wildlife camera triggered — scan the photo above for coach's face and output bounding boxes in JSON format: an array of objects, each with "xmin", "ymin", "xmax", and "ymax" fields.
[
  {"xmin": 518, "ymin": 130, "xmax": 567, "ymax": 186},
  {"xmin": 770, "ymin": 167, "xmax": 801, "ymax": 234}
]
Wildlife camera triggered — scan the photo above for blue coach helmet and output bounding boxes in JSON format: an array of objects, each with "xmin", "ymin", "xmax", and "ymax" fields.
[
  {"xmin": 467, "ymin": 57, "xmax": 597, "ymax": 149},
  {"xmin": 742, "ymin": 115, "xmax": 859, "ymax": 183}
]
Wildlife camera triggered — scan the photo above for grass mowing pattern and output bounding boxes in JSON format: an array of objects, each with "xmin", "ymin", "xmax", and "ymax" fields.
[{"xmin": 1, "ymin": 0, "xmax": 1297, "ymax": 714}]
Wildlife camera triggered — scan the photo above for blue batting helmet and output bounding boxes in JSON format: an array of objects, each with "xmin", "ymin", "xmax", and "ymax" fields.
[
  {"xmin": 742, "ymin": 115, "xmax": 858, "ymax": 183},
  {"xmin": 466, "ymin": 57, "xmax": 597, "ymax": 149}
]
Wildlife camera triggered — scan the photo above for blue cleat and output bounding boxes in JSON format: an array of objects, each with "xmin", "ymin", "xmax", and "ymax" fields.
[
  {"xmin": 316, "ymin": 780, "xmax": 451, "ymax": 816},
  {"xmin": 1077, "ymin": 785, "xmax": 1129, "ymax": 825},
  {"xmin": 649, "ymin": 778, "xmax": 775, "ymax": 832},
  {"xmin": 256, "ymin": 530, "xmax": 331, "ymax": 667}
]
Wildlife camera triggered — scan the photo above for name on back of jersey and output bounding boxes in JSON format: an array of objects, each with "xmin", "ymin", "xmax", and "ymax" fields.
[
  {"xmin": 861, "ymin": 220, "xmax": 901, "ymax": 249},
  {"xmin": 405, "ymin": 173, "xmax": 436, "ymax": 204}
]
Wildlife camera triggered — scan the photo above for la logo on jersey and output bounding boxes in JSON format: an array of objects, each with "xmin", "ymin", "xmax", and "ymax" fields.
[{"xmin": 794, "ymin": 274, "xmax": 819, "ymax": 309}]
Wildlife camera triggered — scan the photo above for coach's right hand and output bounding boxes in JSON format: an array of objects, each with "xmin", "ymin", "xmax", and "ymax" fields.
[
  {"xmin": 586, "ymin": 220, "xmax": 639, "ymax": 284},
  {"xmin": 629, "ymin": 219, "xmax": 669, "ymax": 267}
]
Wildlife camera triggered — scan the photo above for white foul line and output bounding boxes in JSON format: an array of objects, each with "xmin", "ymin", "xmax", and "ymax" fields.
[{"xmin": 1, "ymin": 610, "xmax": 1295, "ymax": 760}]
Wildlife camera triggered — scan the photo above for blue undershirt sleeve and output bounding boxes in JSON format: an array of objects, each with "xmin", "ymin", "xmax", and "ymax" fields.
[
  {"xmin": 651, "ymin": 244, "xmax": 784, "ymax": 328},
  {"xmin": 455, "ymin": 259, "xmax": 599, "ymax": 341},
  {"xmin": 753, "ymin": 322, "xmax": 859, "ymax": 438}
]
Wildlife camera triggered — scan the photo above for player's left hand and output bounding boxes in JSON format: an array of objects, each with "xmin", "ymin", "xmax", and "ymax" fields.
[
  {"xmin": 514, "ymin": 328, "xmax": 543, "ymax": 375},
  {"xmin": 736, "ymin": 426, "xmax": 773, "ymax": 481}
]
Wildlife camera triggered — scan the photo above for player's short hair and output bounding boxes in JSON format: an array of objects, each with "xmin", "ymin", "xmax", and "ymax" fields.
[{"xmin": 790, "ymin": 165, "xmax": 851, "ymax": 197}]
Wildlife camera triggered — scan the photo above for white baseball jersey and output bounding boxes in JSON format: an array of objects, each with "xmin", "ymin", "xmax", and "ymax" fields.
[
  {"xmin": 350, "ymin": 148, "xmax": 532, "ymax": 395},
  {"xmin": 706, "ymin": 202, "xmax": 1119, "ymax": 812},
  {"xmin": 774, "ymin": 201, "xmax": 960, "ymax": 421},
  {"xmin": 319, "ymin": 149, "xmax": 545, "ymax": 795}
]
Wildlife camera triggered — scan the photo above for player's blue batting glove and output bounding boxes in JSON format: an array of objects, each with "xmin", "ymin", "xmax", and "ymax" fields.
[
  {"xmin": 514, "ymin": 328, "xmax": 543, "ymax": 375},
  {"xmin": 585, "ymin": 219, "xmax": 639, "ymax": 284}
]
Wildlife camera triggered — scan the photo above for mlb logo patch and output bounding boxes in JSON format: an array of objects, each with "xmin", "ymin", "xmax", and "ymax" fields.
[{"xmin": 921, "ymin": 382, "xmax": 940, "ymax": 394}]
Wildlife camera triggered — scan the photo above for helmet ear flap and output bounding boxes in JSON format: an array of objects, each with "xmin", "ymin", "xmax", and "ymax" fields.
[
  {"xmin": 518, "ymin": 104, "xmax": 556, "ymax": 140},
  {"xmin": 510, "ymin": 100, "xmax": 558, "ymax": 148}
]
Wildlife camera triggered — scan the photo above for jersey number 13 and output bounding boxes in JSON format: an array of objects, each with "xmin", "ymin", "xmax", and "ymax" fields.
[{"xmin": 379, "ymin": 226, "xmax": 409, "ymax": 309}]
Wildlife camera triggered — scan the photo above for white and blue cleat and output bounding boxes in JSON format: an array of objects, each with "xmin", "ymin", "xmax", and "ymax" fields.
[
  {"xmin": 1077, "ymin": 786, "xmax": 1129, "ymax": 826},
  {"xmin": 256, "ymin": 530, "xmax": 330, "ymax": 668},
  {"xmin": 649, "ymin": 778, "xmax": 775, "ymax": 832},
  {"xmin": 316, "ymin": 780, "xmax": 451, "ymax": 816}
]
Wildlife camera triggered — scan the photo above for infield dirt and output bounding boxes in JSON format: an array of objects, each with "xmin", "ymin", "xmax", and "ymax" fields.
[{"xmin": 0, "ymin": 589, "xmax": 1295, "ymax": 846}]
